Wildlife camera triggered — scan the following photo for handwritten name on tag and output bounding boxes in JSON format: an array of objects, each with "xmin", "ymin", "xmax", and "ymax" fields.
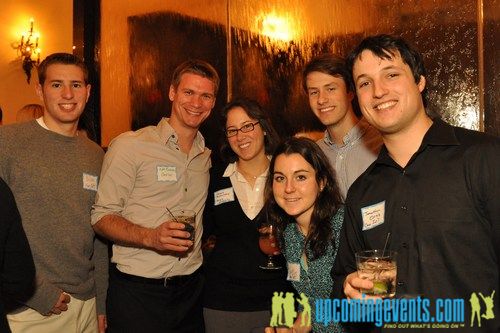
[
  {"xmin": 157, "ymin": 166, "xmax": 177, "ymax": 182},
  {"xmin": 361, "ymin": 201, "xmax": 385, "ymax": 231},
  {"xmin": 287, "ymin": 263, "xmax": 300, "ymax": 282},
  {"xmin": 82, "ymin": 173, "xmax": 98, "ymax": 191},
  {"xmin": 214, "ymin": 188, "xmax": 235, "ymax": 206}
]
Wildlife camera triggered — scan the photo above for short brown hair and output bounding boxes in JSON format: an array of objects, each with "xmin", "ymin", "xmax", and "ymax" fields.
[
  {"xmin": 171, "ymin": 59, "xmax": 220, "ymax": 95},
  {"xmin": 37, "ymin": 53, "xmax": 88, "ymax": 85},
  {"xmin": 302, "ymin": 54, "xmax": 354, "ymax": 93}
]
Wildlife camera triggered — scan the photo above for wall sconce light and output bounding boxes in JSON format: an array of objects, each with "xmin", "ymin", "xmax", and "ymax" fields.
[{"xmin": 16, "ymin": 18, "xmax": 41, "ymax": 84}]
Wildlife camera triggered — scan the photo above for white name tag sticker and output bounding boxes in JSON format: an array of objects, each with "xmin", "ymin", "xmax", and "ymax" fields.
[
  {"xmin": 157, "ymin": 166, "xmax": 177, "ymax": 182},
  {"xmin": 287, "ymin": 262, "xmax": 300, "ymax": 282},
  {"xmin": 361, "ymin": 201, "xmax": 385, "ymax": 231},
  {"xmin": 214, "ymin": 188, "xmax": 235, "ymax": 206},
  {"xmin": 82, "ymin": 173, "xmax": 98, "ymax": 191}
]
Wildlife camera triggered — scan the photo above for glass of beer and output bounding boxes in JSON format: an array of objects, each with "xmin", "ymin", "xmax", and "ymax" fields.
[{"xmin": 355, "ymin": 250, "xmax": 397, "ymax": 298}]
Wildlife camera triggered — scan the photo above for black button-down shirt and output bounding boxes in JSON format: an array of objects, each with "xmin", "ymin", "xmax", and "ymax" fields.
[{"xmin": 332, "ymin": 119, "xmax": 500, "ymax": 332}]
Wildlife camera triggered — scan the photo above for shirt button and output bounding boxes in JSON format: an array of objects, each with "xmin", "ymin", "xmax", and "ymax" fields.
[
  {"xmin": 397, "ymin": 281, "xmax": 405, "ymax": 287},
  {"xmin": 401, "ymin": 205, "xmax": 407, "ymax": 211},
  {"xmin": 402, "ymin": 170, "xmax": 406, "ymax": 175},
  {"xmin": 184, "ymin": 188, "xmax": 187, "ymax": 192}
]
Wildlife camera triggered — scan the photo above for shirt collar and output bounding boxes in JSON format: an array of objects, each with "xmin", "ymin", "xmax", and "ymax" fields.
[
  {"xmin": 421, "ymin": 118, "xmax": 460, "ymax": 147},
  {"xmin": 157, "ymin": 117, "xmax": 207, "ymax": 153},
  {"xmin": 223, "ymin": 162, "xmax": 237, "ymax": 178},
  {"xmin": 374, "ymin": 118, "xmax": 459, "ymax": 167},
  {"xmin": 222, "ymin": 157, "xmax": 271, "ymax": 179},
  {"xmin": 323, "ymin": 118, "xmax": 370, "ymax": 147}
]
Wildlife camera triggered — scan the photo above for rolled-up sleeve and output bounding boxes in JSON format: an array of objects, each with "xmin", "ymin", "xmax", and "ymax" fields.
[{"xmin": 92, "ymin": 138, "xmax": 137, "ymax": 225}]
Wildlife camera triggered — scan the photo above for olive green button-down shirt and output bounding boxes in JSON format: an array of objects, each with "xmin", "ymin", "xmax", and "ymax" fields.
[{"xmin": 92, "ymin": 118, "xmax": 211, "ymax": 278}]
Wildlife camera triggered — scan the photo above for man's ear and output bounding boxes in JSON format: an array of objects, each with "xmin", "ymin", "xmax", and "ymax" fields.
[
  {"xmin": 347, "ymin": 90, "xmax": 355, "ymax": 102},
  {"xmin": 85, "ymin": 84, "xmax": 91, "ymax": 103},
  {"xmin": 35, "ymin": 83, "xmax": 44, "ymax": 102},
  {"xmin": 168, "ymin": 85, "xmax": 175, "ymax": 101},
  {"xmin": 417, "ymin": 75, "xmax": 426, "ymax": 93}
]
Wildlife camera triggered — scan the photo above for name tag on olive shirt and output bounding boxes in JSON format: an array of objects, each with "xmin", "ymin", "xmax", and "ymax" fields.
[
  {"xmin": 214, "ymin": 187, "xmax": 235, "ymax": 205},
  {"xmin": 361, "ymin": 201, "xmax": 385, "ymax": 230},
  {"xmin": 157, "ymin": 166, "xmax": 177, "ymax": 182}
]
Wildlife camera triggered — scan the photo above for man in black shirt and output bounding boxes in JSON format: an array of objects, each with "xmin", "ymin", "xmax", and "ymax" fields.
[{"xmin": 331, "ymin": 34, "xmax": 499, "ymax": 332}]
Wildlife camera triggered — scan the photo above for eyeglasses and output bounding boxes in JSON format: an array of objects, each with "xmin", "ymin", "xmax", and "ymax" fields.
[{"xmin": 225, "ymin": 121, "xmax": 260, "ymax": 137}]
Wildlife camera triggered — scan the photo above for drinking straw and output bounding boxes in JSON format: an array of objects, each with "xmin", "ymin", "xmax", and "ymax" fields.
[
  {"xmin": 382, "ymin": 232, "xmax": 391, "ymax": 255},
  {"xmin": 165, "ymin": 206, "xmax": 180, "ymax": 223},
  {"xmin": 166, "ymin": 206, "xmax": 183, "ymax": 261}
]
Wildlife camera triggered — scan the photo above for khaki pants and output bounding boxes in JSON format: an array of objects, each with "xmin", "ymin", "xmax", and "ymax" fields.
[{"xmin": 7, "ymin": 297, "xmax": 98, "ymax": 333}]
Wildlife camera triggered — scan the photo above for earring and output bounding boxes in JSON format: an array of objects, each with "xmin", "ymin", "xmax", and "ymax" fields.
[{"xmin": 264, "ymin": 131, "xmax": 267, "ymax": 135}]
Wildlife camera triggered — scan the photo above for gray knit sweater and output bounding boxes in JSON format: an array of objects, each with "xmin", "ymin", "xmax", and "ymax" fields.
[{"xmin": 0, "ymin": 120, "xmax": 108, "ymax": 315}]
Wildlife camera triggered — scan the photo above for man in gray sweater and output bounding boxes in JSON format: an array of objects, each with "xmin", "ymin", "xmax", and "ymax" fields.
[{"xmin": 0, "ymin": 53, "xmax": 108, "ymax": 333}]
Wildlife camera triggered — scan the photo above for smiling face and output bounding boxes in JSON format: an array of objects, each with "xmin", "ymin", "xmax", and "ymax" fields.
[
  {"xmin": 36, "ymin": 64, "xmax": 90, "ymax": 130},
  {"xmin": 226, "ymin": 106, "xmax": 266, "ymax": 162},
  {"xmin": 168, "ymin": 72, "xmax": 216, "ymax": 131},
  {"xmin": 306, "ymin": 71, "xmax": 354, "ymax": 129},
  {"xmin": 353, "ymin": 50, "xmax": 426, "ymax": 135},
  {"xmin": 272, "ymin": 153, "xmax": 323, "ymax": 226}
]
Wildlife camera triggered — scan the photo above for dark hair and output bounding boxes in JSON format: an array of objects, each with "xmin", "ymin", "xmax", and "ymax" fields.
[
  {"xmin": 346, "ymin": 34, "xmax": 428, "ymax": 107},
  {"xmin": 219, "ymin": 98, "xmax": 280, "ymax": 163},
  {"xmin": 171, "ymin": 59, "xmax": 220, "ymax": 95},
  {"xmin": 38, "ymin": 53, "xmax": 89, "ymax": 85},
  {"xmin": 264, "ymin": 137, "xmax": 343, "ymax": 260},
  {"xmin": 302, "ymin": 53, "xmax": 355, "ymax": 93}
]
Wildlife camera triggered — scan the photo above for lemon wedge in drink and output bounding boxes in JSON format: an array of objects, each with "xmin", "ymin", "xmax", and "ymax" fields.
[{"xmin": 372, "ymin": 281, "xmax": 388, "ymax": 295}]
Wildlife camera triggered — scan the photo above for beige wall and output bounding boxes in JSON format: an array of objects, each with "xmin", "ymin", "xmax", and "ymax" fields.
[{"xmin": 0, "ymin": 0, "xmax": 73, "ymax": 124}]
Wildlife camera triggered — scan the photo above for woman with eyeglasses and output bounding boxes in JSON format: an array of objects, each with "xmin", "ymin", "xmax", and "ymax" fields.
[{"xmin": 202, "ymin": 98, "xmax": 292, "ymax": 333}]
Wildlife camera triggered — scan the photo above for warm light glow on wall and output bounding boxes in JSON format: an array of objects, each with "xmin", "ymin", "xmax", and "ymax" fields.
[{"xmin": 257, "ymin": 13, "xmax": 295, "ymax": 41}]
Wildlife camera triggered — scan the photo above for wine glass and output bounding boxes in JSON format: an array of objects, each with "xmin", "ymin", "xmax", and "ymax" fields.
[{"xmin": 258, "ymin": 224, "xmax": 282, "ymax": 270}]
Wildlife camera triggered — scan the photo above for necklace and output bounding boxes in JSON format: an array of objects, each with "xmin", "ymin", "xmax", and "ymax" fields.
[
  {"xmin": 238, "ymin": 168, "xmax": 259, "ymax": 180},
  {"xmin": 237, "ymin": 163, "xmax": 268, "ymax": 180}
]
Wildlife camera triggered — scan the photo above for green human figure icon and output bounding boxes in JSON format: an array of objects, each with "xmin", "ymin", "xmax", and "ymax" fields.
[
  {"xmin": 283, "ymin": 292, "xmax": 297, "ymax": 328},
  {"xmin": 470, "ymin": 292, "xmax": 481, "ymax": 327},
  {"xmin": 479, "ymin": 290, "xmax": 496, "ymax": 320},
  {"xmin": 296, "ymin": 292, "xmax": 311, "ymax": 327},
  {"xmin": 270, "ymin": 291, "xmax": 284, "ymax": 327}
]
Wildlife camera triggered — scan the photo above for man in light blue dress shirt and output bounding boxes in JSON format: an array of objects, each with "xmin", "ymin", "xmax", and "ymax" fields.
[{"xmin": 302, "ymin": 54, "xmax": 382, "ymax": 198}]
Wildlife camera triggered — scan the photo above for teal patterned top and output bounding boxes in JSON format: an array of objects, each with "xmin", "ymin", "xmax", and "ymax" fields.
[{"xmin": 282, "ymin": 206, "xmax": 345, "ymax": 333}]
